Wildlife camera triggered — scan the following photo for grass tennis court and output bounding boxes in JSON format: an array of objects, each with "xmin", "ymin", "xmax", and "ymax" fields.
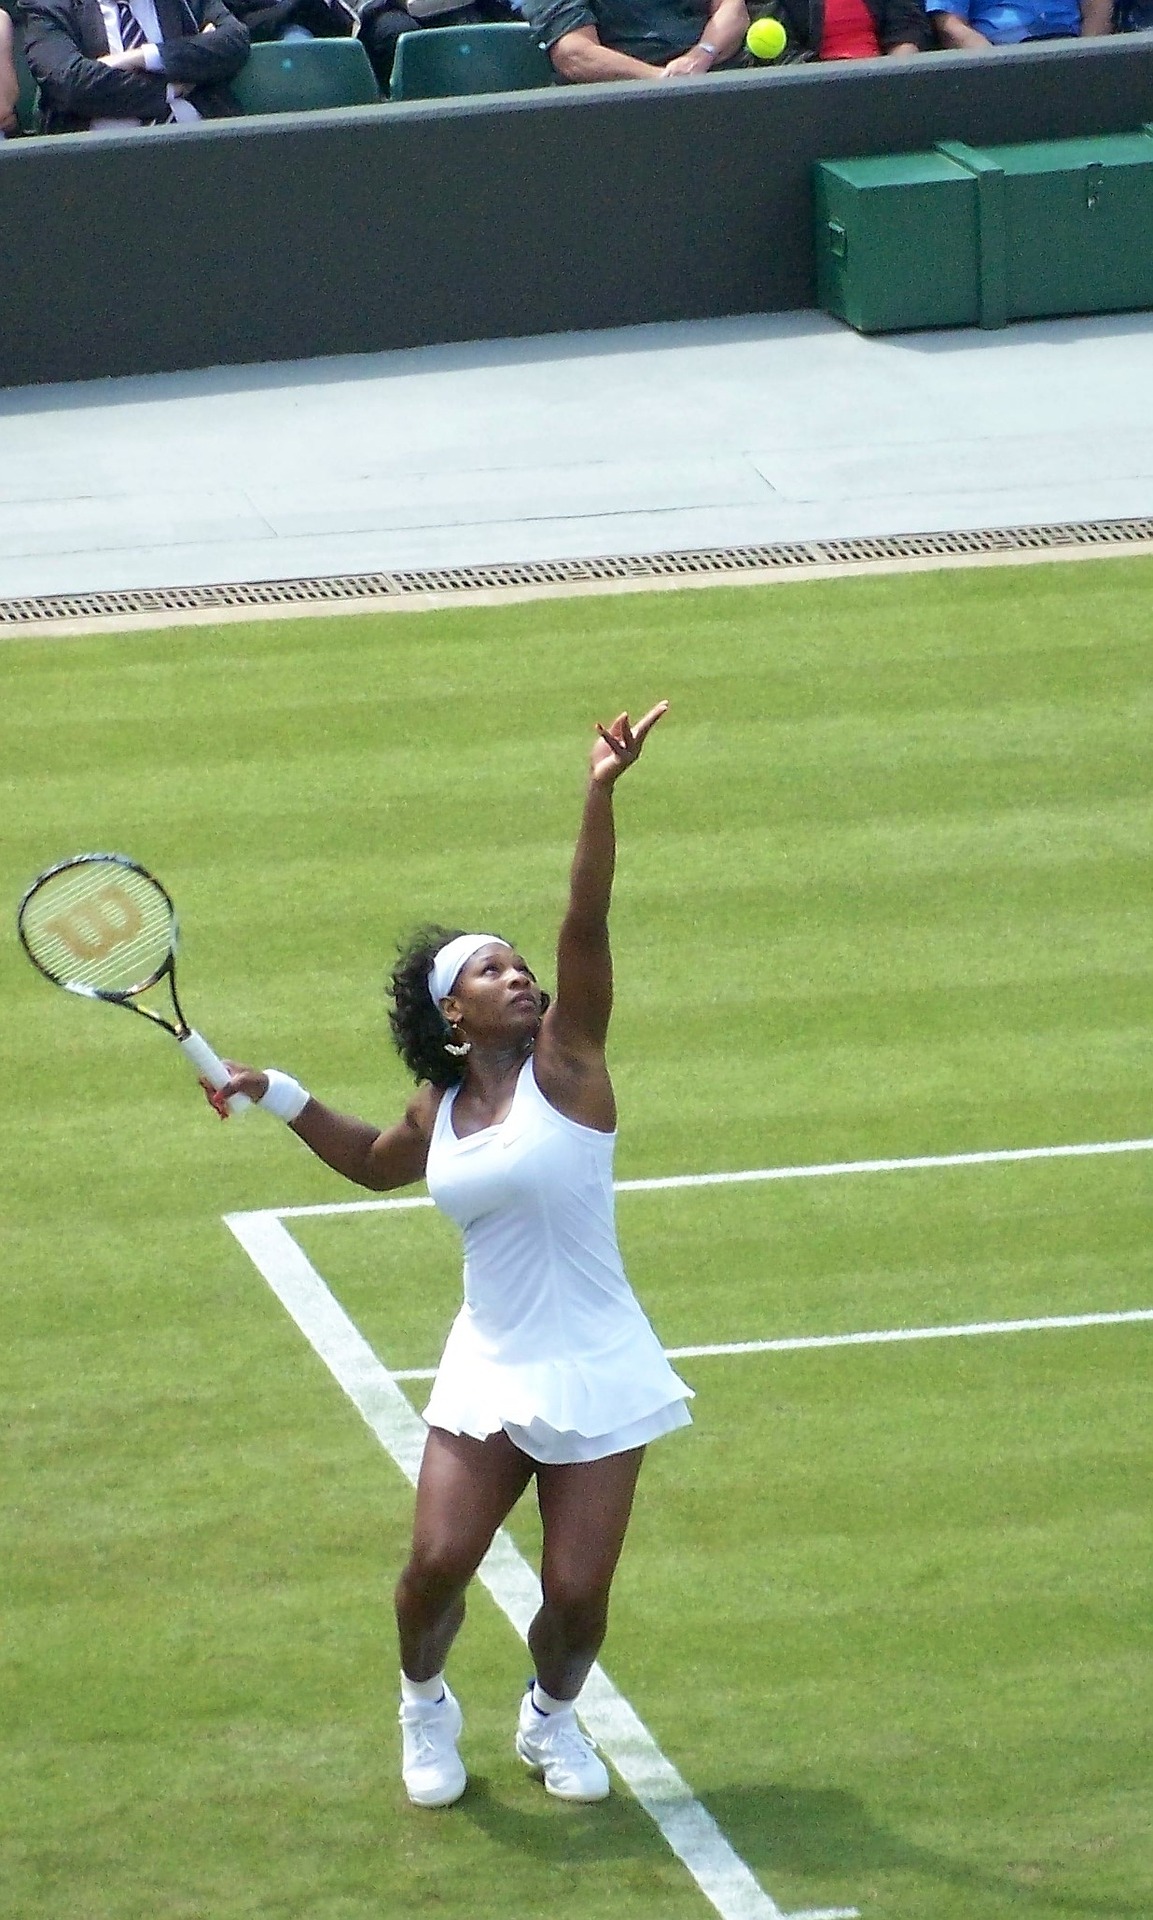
[{"xmin": 4, "ymin": 557, "xmax": 1152, "ymax": 1920}]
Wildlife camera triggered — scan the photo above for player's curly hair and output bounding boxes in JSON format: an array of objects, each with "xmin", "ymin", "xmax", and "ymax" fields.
[
  {"xmin": 388, "ymin": 925, "xmax": 470, "ymax": 1088},
  {"xmin": 387, "ymin": 924, "xmax": 550, "ymax": 1087}
]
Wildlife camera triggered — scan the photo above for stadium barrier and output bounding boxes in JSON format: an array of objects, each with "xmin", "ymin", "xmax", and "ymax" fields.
[{"xmin": 2, "ymin": 36, "xmax": 1152, "ymax": 388}]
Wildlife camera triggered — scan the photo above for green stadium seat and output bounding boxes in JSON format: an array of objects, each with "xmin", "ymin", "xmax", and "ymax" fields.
[
  {"xmin": 389, "ymin": 23, "xmax": 553, "ymax": 100},
  {"xmin": 231, "ymin": 37, "xmax": 380, "ymax": 115}
]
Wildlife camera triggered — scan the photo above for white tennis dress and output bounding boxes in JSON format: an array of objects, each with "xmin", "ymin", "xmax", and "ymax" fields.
[{"xmin": 422, "ymin": 1057, "xmax": 692, "ymax": 1464}]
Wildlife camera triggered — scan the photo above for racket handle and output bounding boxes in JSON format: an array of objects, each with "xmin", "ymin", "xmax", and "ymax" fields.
[{"xmin": 179, "ymin": 1029, "xmax": 251, "ymax": 1115}]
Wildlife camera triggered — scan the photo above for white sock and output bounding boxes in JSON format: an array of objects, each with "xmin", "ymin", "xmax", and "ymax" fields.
[
  {"xmin": 530, "ymin": 1681, "xmax": 573, "ymax": 1716},
  {"xmin": 401, "ymin": 1670, "xmax": 445, "ymax": 1706}
]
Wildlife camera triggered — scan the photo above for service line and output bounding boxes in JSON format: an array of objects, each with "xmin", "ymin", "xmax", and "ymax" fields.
[
  {"xmin": 224, "ymin": 1206, "xmax": 858, "ymax": 1920},
  {"xmin": 385, "ymin": 1306, "xmax": 1153, "ymax": 1382}
]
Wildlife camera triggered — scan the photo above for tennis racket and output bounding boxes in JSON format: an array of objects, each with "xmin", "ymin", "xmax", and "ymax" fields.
[{"xmin": 17, "ymin": 852, "xmax": 249, "ymax": 1114}]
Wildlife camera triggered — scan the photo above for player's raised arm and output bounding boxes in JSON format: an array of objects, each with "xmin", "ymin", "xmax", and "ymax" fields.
[
  {"xmin": 206, "ymin": 1068, "xmax": 437, "ymax": 1192},
  {"xmin": 545, "ymin": 702, "xmax": 668, "ymax": 1058}
]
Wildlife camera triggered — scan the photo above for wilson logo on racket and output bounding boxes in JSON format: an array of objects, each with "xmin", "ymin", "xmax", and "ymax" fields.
[
  {"xmin": 43, "ymin": 885, "xmax": 144, "ymax": 961},
  {"xmin": 18, "ymin": 852, "xmax": 248, "ymax": 1115}
]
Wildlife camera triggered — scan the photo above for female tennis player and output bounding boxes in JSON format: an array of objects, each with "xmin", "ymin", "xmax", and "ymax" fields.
[{"xmin": 209, "ymin": 702, "xmax": 692, "ymax": 1808}]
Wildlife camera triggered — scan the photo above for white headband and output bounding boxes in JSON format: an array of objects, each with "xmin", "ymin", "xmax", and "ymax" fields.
[{"xmin": 428, "ymin": 934, "xmax": 505, "ymax": 1009}]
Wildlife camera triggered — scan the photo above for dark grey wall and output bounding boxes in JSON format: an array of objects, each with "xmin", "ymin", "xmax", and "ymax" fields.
[{"xmin": 2, "ymin": 37, "xmax": 1152, "ymax": 387}]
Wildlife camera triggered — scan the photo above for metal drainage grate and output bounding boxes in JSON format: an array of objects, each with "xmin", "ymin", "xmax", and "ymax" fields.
[{"xmin": 3, "ymin": 514, "xmax": 1153, "ymax": 627}]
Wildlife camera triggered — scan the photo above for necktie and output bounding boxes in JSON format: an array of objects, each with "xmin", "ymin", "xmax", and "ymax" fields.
[{"xmin": 116, "ymin": 0, "xmax": 177, "ymax": 121}]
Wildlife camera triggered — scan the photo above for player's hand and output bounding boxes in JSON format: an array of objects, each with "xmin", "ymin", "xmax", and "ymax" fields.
[
  {"xmin": 590, "ymin": 701, "xmax": 668, "ymax": 785},
  {"xmin": 201, "ymin": 1063, "xmax": 268, "ymax": 1118}
]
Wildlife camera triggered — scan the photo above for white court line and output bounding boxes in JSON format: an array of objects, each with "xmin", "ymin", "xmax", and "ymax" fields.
[
  {"xmin": 385, "ymin": 1307, "xmax": 1153, "ymax": 1380},
  {"xmin": 665, "ymin": 1309, "xmax": 1153, "ymax": 1360},
  {"xmin": 224, "ymin": 1207, "xmax": 857, "ymax": 1920},
  {"xmin": 271, "ymin": 1134, "xmax": 1153, "ymax": 1218}
]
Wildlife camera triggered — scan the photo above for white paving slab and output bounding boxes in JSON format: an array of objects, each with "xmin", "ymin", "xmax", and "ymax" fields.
[{"xmin": 2, "ymin": 308, "xmax": 1153, "ymax": 597}]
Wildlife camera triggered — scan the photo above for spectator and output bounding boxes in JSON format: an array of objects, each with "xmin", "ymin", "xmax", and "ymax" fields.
[
  {"xmin": 20, "ymin": 0, "xmax": 249, "ymax": 132},
  {"xmin": 927, "ymin": 0, "xmax": 1110, "ymax": 44},
  {"xmin": 522, "ymin": 0, "xmax": 750, "ymax": 79},
  {"xmin": 747, "ymin": 0, "xmax": 929, "ymax": 56},
  {"xmin": 357, "ymin": 0, "xmax": 519, "ymax": 92},
  {"xmin": 1, "ymin": 8, "xmax": 21, "ymax": 133},
  {"xmin": 227, "ymin": 0, "xmax": 358, "ymax": 47}
]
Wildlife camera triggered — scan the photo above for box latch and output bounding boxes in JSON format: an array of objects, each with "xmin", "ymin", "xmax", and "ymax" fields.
[{"xmin": 1085, "ymin": 162, "xmax": 1104, "ymax": 212}]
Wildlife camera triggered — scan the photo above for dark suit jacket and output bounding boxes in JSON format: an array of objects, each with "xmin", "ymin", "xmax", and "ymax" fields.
[
  {"xmin": 227, "ymin": 0, "xmax": 354, "ymax": 43},
  {"xmin": 19, "ymin": 0, "xmax": 249, "ymax": 130}
]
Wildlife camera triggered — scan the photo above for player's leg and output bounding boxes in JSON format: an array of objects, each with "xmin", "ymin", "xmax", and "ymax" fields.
[
  {"xmin": 517, "ymin": 1446, "xmax": 646, "ymax": 1801},
  {"xmin": 395, "ymin": 1427, "xmax": 533, "ymax": 1807},
  {"xmin": 397, "ymin": 1425, "xmax": 534, "ymax": 1676},
  {"xmin": 530, "ymin": 1445, "xmax": 645, "ymax": 1695}
]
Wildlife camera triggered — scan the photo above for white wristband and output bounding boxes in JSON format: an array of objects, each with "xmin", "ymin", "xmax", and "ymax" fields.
[{"xmin": 259, "ymin": 1069, "xmax": 310, "ymax": 1122}]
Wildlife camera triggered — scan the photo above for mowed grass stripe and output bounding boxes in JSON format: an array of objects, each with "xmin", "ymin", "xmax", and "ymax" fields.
[
  {"xmin": 3, "ymin": 558, "xmax": 1151, "ymax": 1920},
  {"xmin": 605, "ymin": 1329, "xmax": 1151, "ymax": 1920}
]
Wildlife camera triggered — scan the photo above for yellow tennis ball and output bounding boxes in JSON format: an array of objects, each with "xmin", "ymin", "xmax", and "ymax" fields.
[{"xmin": 746, "ymin": 13, "xmax": 787, "ymax": 56}]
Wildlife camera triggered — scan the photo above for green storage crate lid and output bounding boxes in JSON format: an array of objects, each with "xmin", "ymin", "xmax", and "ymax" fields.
[
  {"xmin": 983, "ymin": 131, "xmax": 1153, "ymax": 176},
  {"xmin": 816, "ymin": 151, "xmax": 978, "ymax": 190}
]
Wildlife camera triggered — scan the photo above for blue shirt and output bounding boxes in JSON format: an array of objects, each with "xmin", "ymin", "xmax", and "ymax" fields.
[{"xmin": 924, "ymin": 0, "xmax": 1080, "ymax": 38}]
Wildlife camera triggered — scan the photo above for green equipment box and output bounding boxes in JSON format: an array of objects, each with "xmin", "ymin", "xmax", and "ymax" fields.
[{"xmin": 814, "ymin": 129, "xmax": 1153, "ymax": 333}]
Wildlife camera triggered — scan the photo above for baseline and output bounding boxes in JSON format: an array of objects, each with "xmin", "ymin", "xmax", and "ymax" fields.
[
  {"xmin": 271, "ymin": 1133, "xmax": 1153, "ymax": 1220},
  {"xmin": 223, "ymin": 1206, "xmax": 858, "ymax": 1920}
]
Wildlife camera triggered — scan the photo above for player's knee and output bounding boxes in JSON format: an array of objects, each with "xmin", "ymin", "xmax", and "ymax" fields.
[
  {"xmin": 541, "ymin": 1571, "xmax": 611, "ymax": 1643},
  {"xmin": 396, "ymin": 1542, "xmax": 472, "ymax": 1611}
]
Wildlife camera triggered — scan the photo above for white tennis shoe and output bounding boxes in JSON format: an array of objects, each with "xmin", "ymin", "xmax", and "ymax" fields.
[
  {"xmin": 399, "ymin": 1685, "xmax": 467, "ymax": 1807},
  {"xmin": 515, "ymin": 1689, "xmax": 610, "ymax": 1801}
]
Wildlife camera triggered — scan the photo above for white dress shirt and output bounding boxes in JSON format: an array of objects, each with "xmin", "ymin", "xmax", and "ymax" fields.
[{"xmin": 93, "ymin": 0, "xmax": 202, "ymax": 124}]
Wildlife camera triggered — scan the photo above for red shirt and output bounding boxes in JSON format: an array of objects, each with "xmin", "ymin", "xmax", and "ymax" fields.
[{"xmin": 820, "ymin": 0, "xmax": 882, "ymax": 56}]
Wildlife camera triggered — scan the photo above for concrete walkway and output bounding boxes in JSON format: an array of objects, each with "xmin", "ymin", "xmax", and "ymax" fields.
[{"xmin": 3, "ymin": 308, "xmax": 1153, "ymax": 599}]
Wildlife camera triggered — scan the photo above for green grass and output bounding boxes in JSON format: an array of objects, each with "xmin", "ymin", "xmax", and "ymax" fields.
[{"xmin": 3, "ymin": 558, "xmax": 1152, "ymax": 1919}]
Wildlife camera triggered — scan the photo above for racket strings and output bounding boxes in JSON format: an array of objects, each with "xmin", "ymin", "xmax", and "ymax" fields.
[{"xmin": 20, "ymin": 861, "xmax": 175, "ymax": 996}]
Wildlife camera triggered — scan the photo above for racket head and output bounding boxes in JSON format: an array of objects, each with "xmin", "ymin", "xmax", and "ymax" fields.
[{"xmin": 18, "ymin": 853, "xmax": 178, "ymax": 1002}]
